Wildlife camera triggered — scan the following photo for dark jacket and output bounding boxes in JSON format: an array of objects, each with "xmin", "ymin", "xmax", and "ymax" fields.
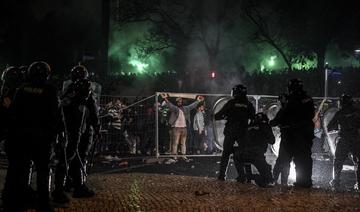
[
  {"xmin": 280, "ymin": 91, "xmax": 315, "ymax": 140},
  {"xmin": 62, "ymin": 81, "xmax": 99, "ymax": 134},
  {"xmin": 214, "ymin": 97, "xmax": 255, "ymax": 135},
  {"xmin": 9, "ymin": 82, "xmax": 62, "ymax": 137},
  {"xmin": 244, "ymin": 121, "xmax": 275, "ymax": 155},
  {"xmin": 328, "ymin": 105, "xmax": 360, "ymax": 138}
]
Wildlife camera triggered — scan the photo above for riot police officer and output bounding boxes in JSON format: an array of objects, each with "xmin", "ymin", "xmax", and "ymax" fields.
[
  {"xmin": 279, "ymin": 79, "xmax": 315, "ymax": 188},
  {"xmin": 271, "ymin": 93, "xmax": 292, "ymax": 185},
  {"xmin": 0, "ymin": 66, "xmax": 24, "ymax": 142},
  {"xmin": 328, "ymin": 94, "xmax": 360, "ymax": 190},
  {"xmin": 3, "ymin": 62, "xmax": 62, "ymax": 212},
  {"xmin": 214, "ymin": 84, "xmax": 255, "ymax": 181},
  {"xmin": 234, "ymin": 112, "xmax": 275, "ymax": 187},
  {"xmin": 1, "ymin": 66, "xmax": 24, "ymax": 104},
  {"xmin": 52, "ymin": 65, "xmax": 100, "ymax": 203}
]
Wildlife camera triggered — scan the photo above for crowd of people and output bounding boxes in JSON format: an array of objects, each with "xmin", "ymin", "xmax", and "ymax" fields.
[
  {"xmin": 0, "ymin": 62, "xmax": 100, "ymax": 211},
  {"xmin": 103, "ymin": 66, "xmax": 360, "ymax": 98},
  {"xmin": 1, "ymin": 61, "xmax": 360, "ymax": 211},
  {"xmin": 213, "ymin": 79, "xmax": 360, "ymax": 189},
  {"xmin": 97, "ymin": 95, "xmax": 216, "ymax": 158},
  {"xmin": 99, "ymin": 97, "xmax": 156, "ymax": 156}
]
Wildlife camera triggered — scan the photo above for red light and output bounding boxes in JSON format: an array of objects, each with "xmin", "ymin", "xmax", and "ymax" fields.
[{"xmin": 211, "ymin": 71, "xmax": 216, "ymax": 78}]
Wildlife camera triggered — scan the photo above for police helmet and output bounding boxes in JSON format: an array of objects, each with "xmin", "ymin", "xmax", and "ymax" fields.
[
  {"xmin": 70, "ymin": 65, "xmax": 89, "ymax": 82},
  {"xmin": 231, "ymin": 84, "xmax": 247, "ymax": 98},
  {"xmin": 254, "ymin": 112, "xmax": 269, "ymax": 124},
  {"xmin": 288, "ymin": 78, "xmax": 303, "ymax": 94},
  {"xmin": 1, "ymin": 66, "xmax": 22, "ymax": 83},
  {"xmin": 340, "ymin": 94, "xmax": 352, "ymax": 107},
  {"xmin": 27, "ymin": 61, "xmax": 51, "ymax": 83}
]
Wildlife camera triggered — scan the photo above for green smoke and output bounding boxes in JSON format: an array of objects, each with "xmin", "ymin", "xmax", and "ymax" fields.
[
  {"xmin": 128, "ymin": 59, "xmax": 149, "ymax": 73},
  {"xmin": 291, "ymin": 57, "xmax": 317, "ymax": 70},
  {"xmin": 109, "ymin": 21, "xmax": 170, "ymax": 76}
]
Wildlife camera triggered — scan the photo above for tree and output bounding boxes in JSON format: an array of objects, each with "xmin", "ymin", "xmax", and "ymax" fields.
[
  {"xmin": 277, "ymin": 0, "xmax": 360, "ymax": 70},
  {"xmin": 241, "ymin": 0, "xmax": 293, "ymax": 71},
  {"xmin": 113, "ymin": 0, "xmax": 243, "ymax": 74},
  {"xmin": 190, "ymin": 0, "xmax": 241, "ymax": 72}
]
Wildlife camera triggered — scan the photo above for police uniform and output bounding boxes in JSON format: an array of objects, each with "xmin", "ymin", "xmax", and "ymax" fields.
[
  {"xmin": 215, "ymin": 85, "xmax": 255, "ymax": 180},
  {"xmin": 234, "ymin": 113, "xmax": 275, "ymax": 187},
  {"xmin": 271, "ymin": 94, "xmax": 291, "ymax": 185},
  {"xmin": 281, "ymin": 80, "xmax": 314, "ymax": 187},
  {"xmin": 53, "ymin": 72, "xmax": 99, "ymax": 202},
  {"xmin": 0, "ymin": 67, "xmax": 24, "ymax": 142},
  {"xmin": 328, "ymin": 95, "xmax": 360, "ymax": 189},
  {"xmin": 3, "ymin": 62, "xmax": 61, "ymax": 212}
]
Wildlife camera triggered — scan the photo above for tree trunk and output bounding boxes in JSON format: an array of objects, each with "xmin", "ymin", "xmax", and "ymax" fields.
[
  {"xmin": 316, "ymin": 49, "xmax": 326, "ymax": 96},
  {"xmin": 101, "ymin": 0, "xmax": 110, "ymax": 79},
  {"xmin": 317, "ymin": 50, "xmax": 325, "ymax": 71},
  {"xmin": 266, "ymin": 39, "xmax": 292, "ymax": 71}
]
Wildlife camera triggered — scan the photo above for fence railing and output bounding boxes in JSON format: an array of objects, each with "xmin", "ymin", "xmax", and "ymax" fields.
[{"xmin": 96, "ymin": 93, "xmax": 358, "ymax": 158}]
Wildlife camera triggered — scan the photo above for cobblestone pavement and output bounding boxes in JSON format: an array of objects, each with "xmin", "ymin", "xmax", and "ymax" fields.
[
  {"xmin": 0, "ymin": 156, "xmax": 359, "ymax": 211},
  {"xmin": 52, "ymin": 173, "xmax": 360, "ymax": 211}
]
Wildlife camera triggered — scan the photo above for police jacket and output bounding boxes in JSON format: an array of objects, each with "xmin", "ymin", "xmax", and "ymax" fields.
[
  {"xmin": 280, "ymin": 91, "xmax": 314, "ymax": 138},
  {"xmin": 9, "ymin": 82, "xmax": 62, "ymax": 137},
  {"xmin": 328, "ymin": 105, "xmax": 360, "ymax": 138},
  {"xmin": 61, "ymin": 82, "xmax": 100, "ymax": 134},
  {"xmin": 214, "ymin": 97, "xmax": 255, "ymax": 134},
  {"xmin": 245, "ymin": 121, "xmax": 275, "ymax": 154}
]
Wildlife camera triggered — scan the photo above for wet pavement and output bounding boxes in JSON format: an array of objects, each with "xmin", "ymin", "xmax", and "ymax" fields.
[
  {"xmin": 52, "ymin": 172, "xmax": 360, "ymax": 211},
  {"xmin": 0, "ymin": 155, "xmax": 359, "ymax": 211}
]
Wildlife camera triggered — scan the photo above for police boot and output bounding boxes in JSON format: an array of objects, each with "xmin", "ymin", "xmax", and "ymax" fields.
[
  {"xmin": 23, "ymin": 163, "xmax": 37, "ymax": 209},
  {"xmin": 64, "ymin": 177, "xmax": 74, "ymax": 192},
  {"xmin": 217, "ymin": 175, "xmax": 225, "ymax": 181},
  {"xmin": 355, "ymin": 161, "xmax": 360, "ymax": 192},
  {"xmin": 36, "ymin": 170, "xmax": 55, "ymax": 212},
  {"xmin": 218, "ymin": 155, "xmax": 230, "ymax": 181},
  {"xmin": 2, "ymin": 187, "xmax": 23, "ymax": 212},
  {"xmin": 73, "ymin": 168, "xmax": 95, "ymax": 198},
  {"xmin": 273, "ymin": 169, "xmax": 280, "ymax": 185},
  {"xmin": 52, "ymin": 188, "xmax": 70, "ymax": 205},
  {"xmin": 23, "ymin": 186, "xmax": 37, "ymax": 209},
  {"xmin": 280, "ymin": 177, "xmax": 288, "ymax": 186},
  {"xmin": 36, "ymin": 202, "xmax": 55, "ymax": 212},
  {"xmin": 259, "ymin": 165, "xmax": 275, "ymax": 188},
  {"xmin": 330, "ymin": 164, "xmax": 342, "ymax": 190},
  {"xmin": 244, "ymin": 163, "xmax": 253, "ymax": 183},
  {"xmin": 52, "ymin": 168, "xmax": 70, "ymax": 204},
  {"xmin": 280, "ymin": 167, "xmax": 290, "ymax": 186}
]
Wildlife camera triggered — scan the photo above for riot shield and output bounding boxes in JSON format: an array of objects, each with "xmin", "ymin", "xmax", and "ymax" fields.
[{"xmin": 212, "ymin": 96, "xmax": 231, "ymax": 151}]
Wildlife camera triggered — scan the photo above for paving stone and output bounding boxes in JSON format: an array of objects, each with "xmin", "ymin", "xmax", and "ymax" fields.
[{"xmin": 29, "ymin": 173, "xmax": 360, "ymax": 211}]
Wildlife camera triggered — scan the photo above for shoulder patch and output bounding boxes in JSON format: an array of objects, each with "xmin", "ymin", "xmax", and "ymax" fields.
[
  {"xmin": 24, "ymin": 86, "xmax": 44, "ymax": 95},
  {"xmin": 234, "ymin": 103, "xmax": 248, "ymax": 108}
]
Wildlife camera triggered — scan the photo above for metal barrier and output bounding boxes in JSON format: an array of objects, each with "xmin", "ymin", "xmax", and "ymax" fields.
[{"xmin": 96, "ymin": 92, "xmax": 359, "ymax": 159}]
